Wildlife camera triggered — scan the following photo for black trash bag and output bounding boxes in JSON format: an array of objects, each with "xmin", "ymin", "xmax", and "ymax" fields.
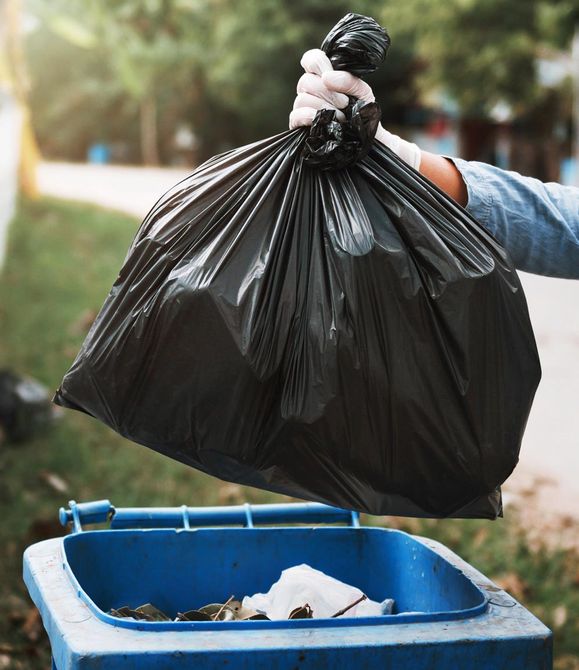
[
  {"xmin": 54, "ymin": 14, "xmax": 541, "ymax": 519},
  {"xmin": 0, "ymin": 369, "xmax": 53, "ymax": 443}
]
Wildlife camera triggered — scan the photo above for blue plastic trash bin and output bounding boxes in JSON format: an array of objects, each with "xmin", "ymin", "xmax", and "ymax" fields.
[
  {"xmin": 24, "ymin": 500, "xmax": 552, "ymax": 669},
  {"xmin": 87, "ymin": 143, "xmax": 110, "ymax": 164}
]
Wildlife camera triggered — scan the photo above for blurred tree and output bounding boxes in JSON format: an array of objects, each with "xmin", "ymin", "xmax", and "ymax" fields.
[
  {"xmin": 381, "ymin": 0, "xmax": 579, "ymax": 175},
  {"xmin": 381, "ymin": 0, "xmax": 579, "ymax": 116},
  {"xmin": 29, "ymin": 0, "xmax": 203, "ymax": 165},
  {"xmin": 27, "ymin": 26, "xmax": 136, "ymax": 162},
  {"xmin": 24, "ymin": 1, "xmax": 413, "ymax": 164},
  {"xmin": 174, "ymin": 0, "xmax": 415, "ymax": 160},
  {"xmin": 85, "ymin": 0, "xmax": 205, "ymax": 165}
]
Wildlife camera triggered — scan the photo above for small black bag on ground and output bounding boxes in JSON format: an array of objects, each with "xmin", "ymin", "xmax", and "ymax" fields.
[{"xmin": 54, "ymin": 15, "xmax": 541, "ymax": 519}]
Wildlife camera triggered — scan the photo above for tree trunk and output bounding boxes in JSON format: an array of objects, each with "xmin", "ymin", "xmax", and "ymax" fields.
[{"xmin": 140, "ymin": 95, "xmax": 160, "ymax": 166}]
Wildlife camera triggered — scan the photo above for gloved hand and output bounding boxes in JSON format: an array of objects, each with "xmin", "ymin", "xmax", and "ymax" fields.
[{"xmin": 289, "ymin": 49, "xmax": 421, "ymax": 170}]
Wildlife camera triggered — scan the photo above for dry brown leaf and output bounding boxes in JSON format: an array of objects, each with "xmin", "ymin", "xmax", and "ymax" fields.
[
  {"xmin": 38, "ymin": 470, "xmax": 69, "ymax": 494},
  {"xmin": 6, "ymin": 595, "xmax": 29, "ymax": 624},
  {"xmin": 472, "ymin": 527, "xmax": 489, "ymax": 549},
  {"xmin": 554, "ymin": 654, "xmax": 579, "ymax": 670},
  {"xmin": 491, "ymin": 572, "xmax": 530, "ymax": 601},
  {"xmin": 21, "ymin": 608, "xmax": 42, "ymax": 642},
  {"xmin": 552, "ymin": 605, "xmax": 568, "ymax": 630},
  {"xmin": 27, "ymin": 518, "xmax": 65, "ymax": 543},
  {"xmin": 218, "ymin": 483, "xmax": 243, "ymax": 505},
  {"xmin": 68, "ymin": 309, "xmax": 97, "ymax": 336}
]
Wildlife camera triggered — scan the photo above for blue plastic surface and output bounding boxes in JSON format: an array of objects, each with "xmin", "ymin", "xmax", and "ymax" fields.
[
  {"xmin": 62, "ymin": 527, "xmax": 487, "ymax": 630},
  {"xmin": 24, "ymin": 502, "xmax": 553, "ymax": 669},
  {"xmin": 87, "ymin": 143, "xmax": 110, "ymax": 164},
  {"xmin": 109, "ymin": 502, "xmax": 359, "ymax": 530}
]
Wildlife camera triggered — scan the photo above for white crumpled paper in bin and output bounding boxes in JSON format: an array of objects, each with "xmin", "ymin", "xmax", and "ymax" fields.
[{"xmin": 242, "ymin": 564, "xmax": 389, "ymax": 620}]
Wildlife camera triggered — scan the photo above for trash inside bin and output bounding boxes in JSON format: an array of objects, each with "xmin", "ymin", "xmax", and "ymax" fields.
[
  {"xmin": 24, "ymin": 500, "xmax": 552, "ymax": 669},
  {"xmin": 109, "ymin": 564, "xmax": 390, "ymax": 621},
  {"xmin": 241, "ymin": 564, "xmax": 387, "ymax": 620}
]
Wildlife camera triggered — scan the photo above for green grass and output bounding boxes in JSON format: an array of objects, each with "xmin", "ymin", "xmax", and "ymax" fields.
[{"xmin": 0, "ymin": 198, "xmax": 577, "ymax": 669}]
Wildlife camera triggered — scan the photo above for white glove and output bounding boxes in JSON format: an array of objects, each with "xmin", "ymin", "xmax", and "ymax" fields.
[{"xmin": 289, "ymin": 49, "xmax": 421, "ymax": 170}]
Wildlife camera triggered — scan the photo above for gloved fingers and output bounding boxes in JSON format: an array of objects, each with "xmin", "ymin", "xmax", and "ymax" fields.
[
  {"xmin": 321, "ymin": 70, "xmax": 375, "ymax": 103},
  {"xmin": 293, "ymin": 93, "xmax": 347, "ymax": 121},
  {"xmin": 289, "ymin": 107, "xmax": 317, "ymax": 129},
  {"xmin": 293, "ymin": 92, "xmax": 332, "ymax": 111},
  {"xmin": 300, "ymin": 49, "xmax": 334, "ymax": 76},
  {"xmin": 297, "ymin": 73, "xmax": 349, "ymax": 110},
  {"xmin": 289, "ymin": 105, "xmax": 346, "ymax": 130},
  {"xmin": 293, "ymin": 93, "xmax": 346, "ymax": 125},
  {"xmin": 291, "ymin": 49, "xmax": 351, "ymax": 130}
]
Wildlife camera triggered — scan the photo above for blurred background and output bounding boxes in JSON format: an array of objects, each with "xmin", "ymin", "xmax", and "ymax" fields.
[
  {"xmin": 1, "ymin": 1, "xmax": 579, "ymax": 668},
  {"xmin": 10, "ymin": 0, "xmax": 579, "ymax": 175}
]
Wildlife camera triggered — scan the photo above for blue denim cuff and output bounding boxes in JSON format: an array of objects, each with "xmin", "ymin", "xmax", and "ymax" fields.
[{"xmin": 444, "ymin": 156, "xmax": 494, "ymax": 230}]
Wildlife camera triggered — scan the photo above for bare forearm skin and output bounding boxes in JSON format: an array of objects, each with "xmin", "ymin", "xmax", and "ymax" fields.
[{"xmin": 419, "ymin": 151, "xmax": 468, "ymax": 207}]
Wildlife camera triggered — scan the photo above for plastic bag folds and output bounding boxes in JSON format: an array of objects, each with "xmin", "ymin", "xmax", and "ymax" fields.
[{"xmin": 54, "ymin": 15, "xmax": 540, "ymax": 519}]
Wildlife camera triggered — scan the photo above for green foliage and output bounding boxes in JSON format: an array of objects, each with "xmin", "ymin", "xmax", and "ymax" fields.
[
  {"xmin": 381, "ymin": 0, "xmax": 579, "ymax": 117},
  {"xmin": 28, "ymin": 0, "xmax": 203, "ymax": 162},
  {"xmin": 27, "ymin": 28, "xmax": 141, "ymax": 162},
  {"xmin": 25, "ymin": 0, "xmax": 579, "ymax": 162},
  {"xmin": 26, "ymin": 0, "xmax": 415, "ymax": 162},
  {"xmin": 189, "ymin": 0, "xmax": 415, "ymax": 154}
]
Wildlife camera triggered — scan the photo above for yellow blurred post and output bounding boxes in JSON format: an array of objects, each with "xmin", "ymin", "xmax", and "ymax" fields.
[
  {"xmin": 18, "ymin": 105, "xmax": 40, "ymax": 197},
  {"xmin": 2, "ymin": 0, "xmax": 39, "ymax": 198}
]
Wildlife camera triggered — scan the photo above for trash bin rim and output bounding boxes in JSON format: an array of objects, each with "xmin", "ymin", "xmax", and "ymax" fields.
[{"xmin": 61, "ymin": 526, "xmax": 489, "ymax": 631}]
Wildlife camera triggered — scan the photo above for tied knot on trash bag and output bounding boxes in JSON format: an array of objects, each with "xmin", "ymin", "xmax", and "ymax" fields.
[
  {"xmin": 302, "ymin": 100, "xmax": 381, "ymax": 170},
  {"xmin": 303, "ymin": 13, "xmax": 389, "ymax": 169},
  {"xmin": 321, "ymin": 13, "xmax": 390, "ymax": 76}
]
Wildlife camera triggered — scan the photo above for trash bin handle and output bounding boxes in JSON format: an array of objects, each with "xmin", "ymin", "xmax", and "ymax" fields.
[
  {"xmin": 59, "ymin": 500, "xmax": 360, "ymax": 532},
  {"xmin": 59, "ymin": 499, "xmax": 114, "ymax": 533}
]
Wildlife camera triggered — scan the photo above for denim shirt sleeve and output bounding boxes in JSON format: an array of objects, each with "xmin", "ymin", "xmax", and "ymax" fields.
[{"xmin": 448, "ymin": 157, "xmax": 579, "ymax": 279}]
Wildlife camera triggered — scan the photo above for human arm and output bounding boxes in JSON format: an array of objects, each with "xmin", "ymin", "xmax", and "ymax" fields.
[
  {"xmin": 291, "ymin": 50, "xmax": 579, "ymax": 279},
  {"xmin": 406, "ymin": 152, "xmax": 579, "ymax": 280},
  {"xmin": 449, "ymin": 158, "xmax": 579, "ymax": 279}
]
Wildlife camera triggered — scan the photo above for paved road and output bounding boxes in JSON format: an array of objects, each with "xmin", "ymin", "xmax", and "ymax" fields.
[
  {"xmin": 38, "ymin": 162, "xmax": 191, "ymax": 219},
  {"xmin": 513, "ymin": 272, "xmax": 579, "ymax": 519},
  {"xmin": 38, "ymin": 161, "xmax": 579, "ymax": 521}
]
